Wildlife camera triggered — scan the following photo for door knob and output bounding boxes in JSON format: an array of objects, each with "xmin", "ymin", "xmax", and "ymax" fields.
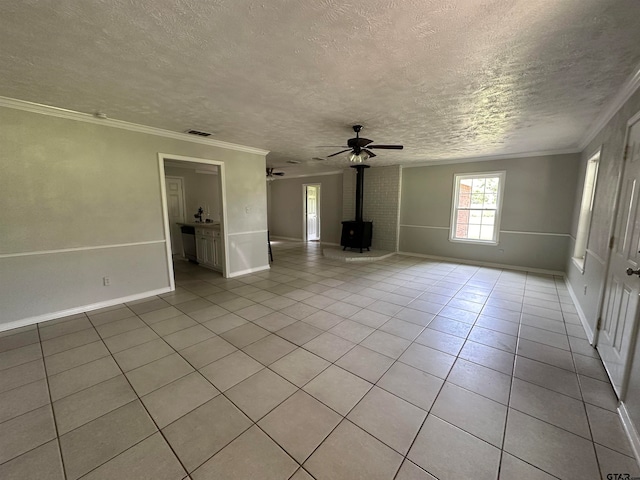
[{"xmin": 626, "ymin": 268, "xmax": 640, "ymax": 276}]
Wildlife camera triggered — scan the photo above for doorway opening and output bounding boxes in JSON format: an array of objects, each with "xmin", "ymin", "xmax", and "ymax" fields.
[
  {"xmin": 159, "ymin": 154, "xmax": 229, "ymax": 288},
  {"xmin": 303, "ymin": 184, "xmax": 321, "ymax": 242}
]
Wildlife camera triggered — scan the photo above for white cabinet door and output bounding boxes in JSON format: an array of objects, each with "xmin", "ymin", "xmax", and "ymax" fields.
[{"xmin": 196, "ymin": 235, "xmax": 208, "ymax": 265}]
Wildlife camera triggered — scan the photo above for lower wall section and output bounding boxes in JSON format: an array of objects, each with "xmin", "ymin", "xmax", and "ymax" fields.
[
  {"xmin": 399, "ymin": 226, "xmax": 569, "ymax": 272},
  {"xmin": 227, "ymin": 231, "xmax": 270, "ymax": 277},
  {"xmin": 0, "ymin": 242, "xmax": 171, "ymax": 328}
]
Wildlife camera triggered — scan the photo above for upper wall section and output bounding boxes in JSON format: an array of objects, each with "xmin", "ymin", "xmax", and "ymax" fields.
[
  {"xmin": 399, "ymin": 153, "xmax": 580, "ymax": 271},
  {"xmin": 1, "ymin": 107, "xmax": 268, "ymax": 254}
]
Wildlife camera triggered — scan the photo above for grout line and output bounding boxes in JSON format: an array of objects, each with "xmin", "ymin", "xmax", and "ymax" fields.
[{"xmin": 35, "ymin": 322, "xmax": 69, "ymax": 480}]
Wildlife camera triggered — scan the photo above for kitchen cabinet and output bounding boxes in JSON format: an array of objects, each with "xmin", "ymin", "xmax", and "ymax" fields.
[{"xmin": 195, "ymin": 225, "xmax": 222, "ymax": 271}]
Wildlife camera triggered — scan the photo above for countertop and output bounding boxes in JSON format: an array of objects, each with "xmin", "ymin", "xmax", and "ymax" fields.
[{"xmin": 177, "ymin": 222, "xmax": 220, "ymax": 229}]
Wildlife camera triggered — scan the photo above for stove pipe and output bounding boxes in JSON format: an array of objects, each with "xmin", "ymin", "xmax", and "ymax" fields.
[{"xmin": 351, "ymin": 164, "xmax": 370, "ymax": 223}]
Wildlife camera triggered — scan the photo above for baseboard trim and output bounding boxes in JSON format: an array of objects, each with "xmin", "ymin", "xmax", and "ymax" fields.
[
  {"xmin": 564, "ymin": 278, "xmax": 595, "ymax": 343},
  {"xmin": 228, "ymin": 265, "xmax": 271, "ymax": 278},
  {"xmin": 397, "ymin": 251, "xmax": 565, "ymax": 276},
  {"xmin": 270, "ymin": 236, "xmax": 303, "ymax": 242},
  {"xmin": 0, "ymin": 287, "xmax": 172, "ymax": 333},
  {"xmin": 618, "ymin": 401, "xmax": 640, "ymax": 468}
]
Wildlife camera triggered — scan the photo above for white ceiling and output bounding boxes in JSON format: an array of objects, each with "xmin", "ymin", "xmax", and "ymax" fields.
[{"xmin": 2, "ymin": 0, "xmax": 640, "ymax": 176}]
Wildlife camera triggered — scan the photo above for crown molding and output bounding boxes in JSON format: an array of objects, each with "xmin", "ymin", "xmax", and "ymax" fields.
[
  {"xmin": 400, "ymin": 147, "xmax": 581, "ymax": 169},
  {"xmin": 0, "ymin": 96, "xmax": 270, "ymax": 156},
  {"xmin": 578, "ymin": 62, "xmax": 640, "ymax": 151}
]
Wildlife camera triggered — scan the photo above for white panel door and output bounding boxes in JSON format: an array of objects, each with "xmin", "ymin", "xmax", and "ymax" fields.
[
  {"xmin": 599, "ymin": 118, "xmax": 640, "ymax": 398},
  {"xmin": 165, "ymin": 177, "xmax": 185, "ymax": 255}
]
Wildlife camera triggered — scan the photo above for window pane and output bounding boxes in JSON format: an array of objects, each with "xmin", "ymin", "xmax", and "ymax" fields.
[
  {"xmin": 486, "ymin": 178, "xmax": 499, "ymax": 191},
  {"xmin": 471, "ymin": 178, "xmax": 486, "ymax": 192},
  {"xmin": 468, "ymin": 225, "xmax": 481, "ymax": 239},
  {"xmin": 484, "ymin": 194, "xmax": 497, "ymax": 208},
  {"xmin": 482, "ymin": 211, "xmax": 496, "ymax": 225},
  {"xmin": 480, "ymin": 225, "xmax": 495, "ymax": 240},
  {"xmin": 457, "ymin": 193, "xmax": 471, "ymax": 208},
  {"xmin": 469, "ymin": 210, "xmax": 483, "ymax": 224}
]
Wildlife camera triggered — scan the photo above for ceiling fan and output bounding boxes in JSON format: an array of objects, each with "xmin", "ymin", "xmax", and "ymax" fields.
[
  {"xmin": 324, "ymin": 125, "xmax": 403, "ymax": 162},
  {"xmin": 266, "ymin": 167, "xmax": 285, "ymax": 180}
]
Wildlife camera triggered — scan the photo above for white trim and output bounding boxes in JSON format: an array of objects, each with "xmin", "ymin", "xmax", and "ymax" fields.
[
  {"xmin": 158, "ymin": 154, "xmax": 230, "ymax": 279},
  {"xmin": 0, "ymin": 240, "xmax": 165, "ymax": 259},
  {"xmin": 586, "ymin": 248, "xmax": 607, "ymax": 266},
  {"xmin": 399, "ymin": 224, "xmax": 570, "ymax": 238},
  {"xmin": 618, "ymin": 401, "xmax": 640, "ymax": 467},
  {"xmin": 0, "ymin": 287, "xmax": 171, "ymax": 333},
  {"xmin": 564, "ymin": 277, "xmax": 595, "ymax": 343},
  {"xmin": 396, "ymin": 167, "xmax": 403, "ymax": 253},
  {"xmin": 0, "ymin": 96, "xmax": 269, "ymax": 156},
  {"xmin": 579, "ymin": 63, "xmax": 640, "ymax": 151},
  {"xmin": 401, "ymin": 148, "xmax": 580, "ymax": 169},
  {"xmin": 400, "ymin": 224, "xmax": 449, "ymax": 230},
  {"xmin": 228, "ymin": 265, "xmax": 271, "ymax": 278},
  {"xmin": 227, "ymin": 230, "xmax": 268, "ymax": 237},
  {"xmin": 450, "ymin": 171, "xmax": 506, "ymax": 245},
  {"xmin": 500, "ymin": 230, "xmax": 570, "ymax": 238},
  {"xmin": 270, "ymin": 236, "xmax": 303, "ymax": 242},
  {"xmin": 397, "ymin": 251, "xmax": 565, "ymax": 276}
]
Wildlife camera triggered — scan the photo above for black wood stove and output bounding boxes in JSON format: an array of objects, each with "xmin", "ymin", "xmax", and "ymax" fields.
[{"xmin": 341, "ymin": 165, "xmax": 373, "ymax": 253}]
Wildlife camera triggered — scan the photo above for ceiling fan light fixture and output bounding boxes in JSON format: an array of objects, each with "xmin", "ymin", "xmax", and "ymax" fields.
[{"xmin": 349, "ymin": 151, "xmax": 369, "ymax": 163}]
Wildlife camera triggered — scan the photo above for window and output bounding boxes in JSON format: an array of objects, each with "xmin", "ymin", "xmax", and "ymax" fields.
[
  {"xmin": 573, "ymin": 151, "xmax": 600, "ymax": 270},
  {"xmin": 450, "ymin": 172, "xmax": 505, "ymax": 244}
]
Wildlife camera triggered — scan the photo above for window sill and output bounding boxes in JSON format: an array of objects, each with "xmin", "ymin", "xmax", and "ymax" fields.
[
  {"xmin": 449, "ymin": 237, "xmax": 499, "ymax": 246},
  {"xmin": 572, "ymin": 256, "xmax": 585, "ymax": 274}
]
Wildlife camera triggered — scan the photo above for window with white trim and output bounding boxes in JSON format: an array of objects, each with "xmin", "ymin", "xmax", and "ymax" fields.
[
  {"xmin": 572, "ymin": 151, "xmax": 600, "ymax": 270},
  {"xmin": 450, "ymin": 172, "xmax": 505, "ymax": 244}
]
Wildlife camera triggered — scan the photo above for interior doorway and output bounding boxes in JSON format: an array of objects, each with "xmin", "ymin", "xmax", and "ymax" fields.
[
  {"xmin": 159, "ymin": 154, "xmax": 229, "ymax": 286},
  {"xmin": 303, "ymin": 184, "xmax": 321, "ymax": 242},
  {"xmin": 597, "ymin": 114, "xmax": 640, "ymax": 399},
  {"xmin": 164, "ymin": 176, "xmax": 186, "ymax": 255}
]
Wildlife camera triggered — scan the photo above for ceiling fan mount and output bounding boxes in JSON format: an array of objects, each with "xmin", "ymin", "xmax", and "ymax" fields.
[{"xmin": 324, "ymin": 125, "xmax": 403, "ymax": 160}]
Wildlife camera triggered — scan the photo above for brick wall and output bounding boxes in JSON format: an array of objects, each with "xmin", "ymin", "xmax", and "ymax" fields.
[{"xmin": 342, "ymin": 165, "xmax": 401, "ymax": 251}]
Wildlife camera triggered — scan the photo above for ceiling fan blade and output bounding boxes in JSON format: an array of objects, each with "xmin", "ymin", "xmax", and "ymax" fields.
[
  {"xmin": 367, "ymin": 145, "xmax": 404, "ymax": 150},
  {"xmin": 274, "ymin": 172, "xmax": 285, "ymax": 176},
  {"xmin": 348, "ymin": 138, "xmax": 373, "ymax": 148},
  {"xmin": 362, "ymin": 149, "xmax": 376, "ymax": 158},
  {"xmin": 327, "ymin": 149, "xmax": 352, "ymax": 158}
]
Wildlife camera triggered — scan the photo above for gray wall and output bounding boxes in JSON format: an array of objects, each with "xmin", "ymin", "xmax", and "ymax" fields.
[
  {"xmin": 0, "ymin": 106, "xmax": 268, "ymax": 329},
  {"xmin": 343, "ymin": 165, "xmax": 402, "ymax": 251},
  {"xmin": 268, "ymin": 173, "xmax": 343, "ymax": 244},
  {"xmin": 565, "ymin": 87, "xmax": 640, "ymax": 431},
  {"xmin": 164, "ymin": 166, "xmax": 221, "ymax": 222},
  {"xmin": 399, "ymin": 154, "xmax": 580, "ymax": 272}
]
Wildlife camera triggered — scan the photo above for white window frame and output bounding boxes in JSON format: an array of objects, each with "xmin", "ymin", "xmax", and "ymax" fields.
[
  {"xmin": 449, "ymin": 171, "xmax": 506, "ymax": 245},
  {"xmin": 572, "ymin": 150, "xmax": 600, "ymax": 272}
]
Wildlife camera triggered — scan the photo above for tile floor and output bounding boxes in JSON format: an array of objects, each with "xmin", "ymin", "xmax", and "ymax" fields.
[{"xmin": 1, "ymin": 240, "xmax": 639, "ymax": 479}]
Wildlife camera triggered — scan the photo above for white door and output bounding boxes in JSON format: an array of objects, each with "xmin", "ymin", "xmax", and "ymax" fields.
[
  {"xmin": 165, "ymin": 177, "xmax": 186, "ymax": 255},
  {"xmin": 305, "ymin": 185, "xmax": 320, "ymax": 241},
  {"xmin": 599, "ymin": 118, "xmax": 640, "ymax": 398}
]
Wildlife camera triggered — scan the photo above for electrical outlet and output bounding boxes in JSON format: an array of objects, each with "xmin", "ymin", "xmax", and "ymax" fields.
[
  {"xmin": 583, "ymin": 285, "xmax": 587, "ymax": 295},
  {"xmin": 103, "ymin": 276, "xmax": 111, "ymax": 286}
]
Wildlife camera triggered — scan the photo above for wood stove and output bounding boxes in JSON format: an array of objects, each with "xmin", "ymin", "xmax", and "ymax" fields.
[{"xmin": 341, "ymin": 165, "xmax": 373, "ymax": 253}]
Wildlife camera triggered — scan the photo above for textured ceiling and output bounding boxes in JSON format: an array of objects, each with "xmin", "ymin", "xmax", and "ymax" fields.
[{"xmin": 2, "ymin": 0, "xmax": 640, "ymax": 176}]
